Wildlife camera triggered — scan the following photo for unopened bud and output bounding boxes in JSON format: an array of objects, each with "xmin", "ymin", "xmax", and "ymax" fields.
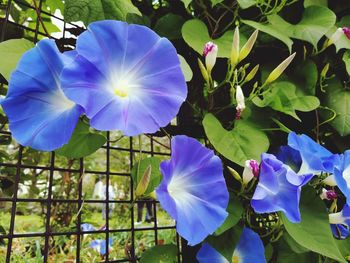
[
  {"xmin": 328, "ymin": 28, "xmax": 343, "ymax": 45},
  {"xmin": 239, "ymin": 30, "xmax": 258, "ymax": 62},
  {"xmin": 231, "ymin": 27, "xmax": 240, "ymax": 66},
  {"xmin": 245, "ymin": 64, "xmax": 259, "ymax": 83},
  {"xmin": 235, "ymin": 85, "xmax": 245, "ymax": 113},
  {"xmin": 227, "ymin": 166, "xmax": 242, "ymax": 183},
  {"xmin": 320, "ymin": 188, "xmax": 337, "ymax": 200},
  {"xmin": 203, "ymin": 42, "xmax": 218, "ymax": 73},
  {"xmin": 323, "ymin": 174, "xmax": 337, "ymax": 186},
  {"xmin": 242, "ymin": 159, "xmax": 259, "ymax": 184},
  {"xmin": 198, "ymin": 58, "xmax": 209, "ymax": 83},
  {"xmin": 343, "ymin": 27, "xmax": 350, "ymax": 40},
  {"xmin": 265, "ymin": 53, "xmax": 296, "ymax": 84}
]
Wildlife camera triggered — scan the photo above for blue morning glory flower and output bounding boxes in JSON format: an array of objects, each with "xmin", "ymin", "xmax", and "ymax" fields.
[
  {"xmin": 276, "ymin": 145, "xmax": 302, "ymax": 173},
  {"xmin": 331, "ymin": 224, "xmax": 350, "ymax": 239},
  {"xmin": 89, "ymin": 238, "xmax": 113, "ymax": 255},
  {"xmin": 196, "ymin": 228, "xmax": 266, "ymax": 263},
  {"xmin": 61, "ymin": 20, "xmax": 187, "ymax": 136},
  {"xmin": 81, "ymin": 223, "xmax": 95, "ymax": 232},
  {"xmin": 334, "ymin": 150, "xmax": 350, "ymax": 205},
  {"xmin": 251, "ymin": 153, "xmax": 313, "ymax": 223},
  {"xmin": 288, "ymin": 132, "xmax": 339, "ymax": 175},
  {"xmin": 1, "ymin": 39, "xmax": 83, "ymax": 151},
  {"xmin": 156, "ymin": 135, "xmax": 229, "ymax": 245},
  {"xmin": 329, "ymin": 204, "xmax": 350, "ymax": 227}
]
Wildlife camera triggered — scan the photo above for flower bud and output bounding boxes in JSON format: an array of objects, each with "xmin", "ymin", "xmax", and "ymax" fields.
[
  {"xmin": 245, "ymin": 64, "xmax": 259, "ymax": 83},
  {"xmin": 343, "ymin": 27, "xmax": 350, "ymax": 40},
  {"xmin": 198, "ymin": 58, "xmax": 209, "ymax": 83},
  {"xmin": 227, "ymin": 166, "xmax": 242, "ymax": 183},
  {"xmin": 323, "ymin": 174, "xmax": 337, "ymax": 186},
  {"xmin": 265, "ymin": 52, "xmax": 296, "ymax": 84},
  {"xmin": 235, "ymin": 85, "xmax": 245, "ymax": 119},
  {"xmin": 239, "ymin": 29, "xmax": 258, "ymax": 62},
  {"xmin": 203, "ymin": 42, "xmax": 218, "ymax": 73},
  {"xmin": 242, "ymin": 159, "xmax": 259, "ymax": 184},
  {"xmin": 320, "ymin": 188, "xmax": 337, "ymax": 200},
  {"xmin": 328, "ymin": 28, "xmax": 343, "ymax": 45},
  {"xmin": 230, "ymin": 27, "xmax": 240, "ymax": 66}
]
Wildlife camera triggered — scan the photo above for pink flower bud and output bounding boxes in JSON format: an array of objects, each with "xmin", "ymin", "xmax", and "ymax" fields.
[
  {"xmin": 203, "ymin": 42, "xmax": 218, "ymax": 73},
  {"xmin": 242, "ymin": 159, "xmax": 259, "ymax": 184},
  {"xmin": 343, "ymin": 27, "xmax": 350, "ymax": 40},
  {"xmin": 320, "ymin": 188, "xmax": 337, "ymax": 200}
]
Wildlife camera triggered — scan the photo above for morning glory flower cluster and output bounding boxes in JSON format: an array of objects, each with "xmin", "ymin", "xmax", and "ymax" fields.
[{"xmin": 3, "ymin": 18, "xmax": 350, "ymax": 262}]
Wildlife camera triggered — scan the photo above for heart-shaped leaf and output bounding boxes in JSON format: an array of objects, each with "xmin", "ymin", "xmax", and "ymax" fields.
[
  {"xmin": 282, "ymin": 187, "xmax": 347, "ymax": 263},
  {"xmin": 203, "ymin": 114, "xmax": 269, "ymax": 166},
  {"xmin": 55, "ymin": 120, "xmax": 107, "ymax": 158}
]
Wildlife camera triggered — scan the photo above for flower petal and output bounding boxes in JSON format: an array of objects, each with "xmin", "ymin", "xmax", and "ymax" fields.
[
  {"xmin": 156, "ymin": 135, "xmax": 229, "ymax": 245},
  {"xmin": 251, "ymin": 153, "xmax": 311, "ymax": 223},
  {"xmin": 1, "ymin": 39, "xmax": 82, "ymax": 151},
  {"xmin": 334, "ymin": 150, "xmax": 350, "ymax": 205},
  {"xmin": 288, "ymin": 132, "xmax": 339, "ymax": 174},
  {"xmin": 196, "ymin": 243, "xmax": 228, "ymax": 263},
  {"xmin": 61, "ymin": 20, "xmax": 187, "ymax": 136}
]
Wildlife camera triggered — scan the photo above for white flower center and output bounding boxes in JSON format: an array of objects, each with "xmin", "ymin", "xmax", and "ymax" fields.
[{"xmin": 50, "ymin": 89, "xmax": 75, "ymax": 111}]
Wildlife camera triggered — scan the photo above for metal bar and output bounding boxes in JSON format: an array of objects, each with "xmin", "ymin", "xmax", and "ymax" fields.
[{"xmin": 5, "ymin": 146, "xmax": 23, "ymax": 263}]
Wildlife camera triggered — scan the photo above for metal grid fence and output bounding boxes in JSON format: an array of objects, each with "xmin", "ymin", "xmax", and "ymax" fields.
[{"xmin": 0, "ymin": 0, "xmax": 186, "ymax": 262}]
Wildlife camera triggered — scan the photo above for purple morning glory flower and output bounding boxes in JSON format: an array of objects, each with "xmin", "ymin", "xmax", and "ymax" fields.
[
  {"xmin": 61, "ymin": 20, "xmax": 187, "ymax": 136},
  {"xmin": 334, "ymin": 150, "xmax": 350, "ymax": 205},
  {"xmin": 251, "ymin": 153, "xmax": 313, "ymax": 223},
  {"xmin": 276, "ymin": 145, "xmax": 302, "ymax": 173},
  {"xmin": 90, "ymin": 238, "xmax": 113, "ymax": 255},
  {"xmin": 1, "ymin": 39, "xmax": 83, "ymax": 151},
  {"xmin": 156, "ymin": 135, "xmax": 229, "ymax": 245},
  {"xmin": 287, "ymin": 132, "xmax": 340, "ymax": 175},
  {"xmin": 331, "ymin": 224, "xmax": 350, "ymax": 239},
  {"xmin": 196, "ymin": 228, "xmax": 266, "ymax": 263}
]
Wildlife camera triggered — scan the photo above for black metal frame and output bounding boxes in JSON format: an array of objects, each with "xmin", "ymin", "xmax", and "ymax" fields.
[{"xmin": 0, "ymin": 1, "xmax": 185, "ymax": 262}]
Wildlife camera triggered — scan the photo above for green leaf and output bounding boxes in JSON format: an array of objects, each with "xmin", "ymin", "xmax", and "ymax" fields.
[
  {"xmin": 211, "ymin": 0, "xmax": 224, "ymax": 6},
  {"xmin": 0, "ymin": 38, "xmax": 34, "ymax": 81},
  {"xmin": 343, "ymin": 51, "xmax": 350, "ymax": 77},
  {"xmin": 181, "ymin": 19, "xmax": 246, "ymax": 58},
  {"xmin": 252, "ymin": 81, "xmax": 320, "ymax": 121},
  {"xmin": 241, "ymin": 19, "xmax": 293, "ymax": 52},
  {"xmin": 326, "ymin": 16, "xmax": 350, "ymax": 52},
  {"xmin": 281, "ymin": 187, "xmax": 347, "ymax": 263},
  {"xmin": 135, "ymin": 164, "xmax": 152, "ymax": 197},
  {"xmin": 304, "ymin": 0, "xmax": 327, "ymax": 7},
  {"xmin": 290, "ymin": 60, "xmax": 318, "ymax": 95},
  {"xmin": 214, "ymin": 195, "xmax": 243, "ymax": 235},
  {"xmin": 178, "ymin": 55, "xmax": 193, "ymax": 81},
  {"xmin": 237, "ymin": 0, "xmax": 256, "ymax": 9},
  {"xmin": 64, "ymin": 0, "xmax": 141, "ymax": 25},
  {"xmin": 131, "ymin": 157, "xmax": 162, "ymax": 196},
  {"xmin": 55, "ymin": 120, "xmax": 107, "ymax": 159},
  {"xmin": 139, "ymin": 244, "xmax": 177, "ymax": 263},
  {"xmin": 323, "ymin": 79, "xmax": 350, "ymax": 136},
  {"xmin": 154, "ymin": 14, "xmax": 185, "ymax": 40},
  {"xmin": 267, "ymin": 6, "xmax": 335, "ymax": 48},
  {"xmin": 181, "ymin": 0, "xmax": 192, "ymax": 7},
  {"xmin": 203, "ymin": 114, "xmax": 269, "ymax": 166}
]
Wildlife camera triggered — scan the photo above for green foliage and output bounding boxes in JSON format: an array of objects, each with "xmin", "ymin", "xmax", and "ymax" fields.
[
  {"xmin": 139, "ymin": 244, "xmax": 178, "ymax": 263},
  {"xmin": 0, "ymin": 39, "xmax": 34, "ymax": 81},
  {"xmin": 214, "ymin": 195, "xmax": 243, "ymax": 236},
  {"xmin": 322, "ymin": 79, "xmax": 350, "ymax": 136},
  {"xmin": 281, "ymin": 188, "xmax": 346, "ymax": 263},
  {"xmin": 55, "ymin": 120, "xmax": 107, "ymax": 158},
  {"xmin": 253, "ymin": 81, "xmax": 320, "ymax": 121},
  {"xmin": 203, "ymin": 114, "xmax": 269, "ymax": 166},
  {"xmin": 182, "ymin": 19, "xmax": 246, "ymax": 58},
  {"xmin": 131, "ymin": 157, "xmax": 162, "ymax": 196},
  {"xmin": 64, "ymin": 0, "xmax": 141, "ymax": 25},
  {"xmin": 178, "ymin": 55, "xmax": 193, "ymax": 81},
  {"xmin": 154, "ymin": 14, "xmax": 185, "ymax": 40}
]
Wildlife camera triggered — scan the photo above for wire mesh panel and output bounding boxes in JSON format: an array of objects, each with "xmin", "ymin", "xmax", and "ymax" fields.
[{"xmin": 0, "ymin": 0, "xmax": 184, "ymax": 262}]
